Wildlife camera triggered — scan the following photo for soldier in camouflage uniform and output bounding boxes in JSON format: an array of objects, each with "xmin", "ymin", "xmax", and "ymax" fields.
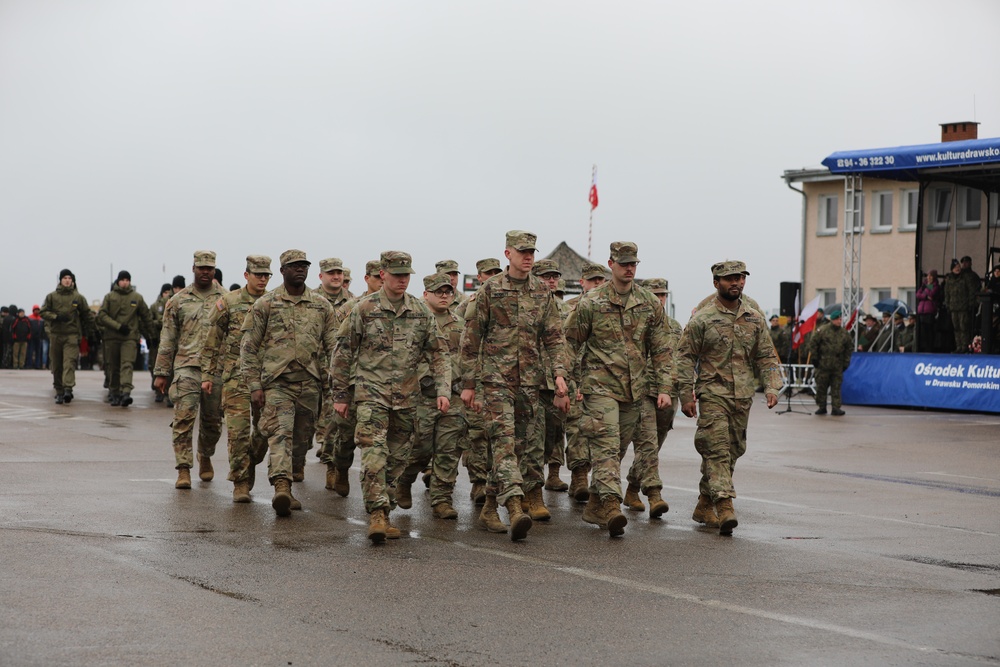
[
  {"xmin": 461, "ymin": 258, "xmax": 503, "ymax": 505},
  {"xmin": 769, "ymin": 315, "xmax": 792, "ymax": 363},
  {"xmin": 435, "ymin": 259, "xmax": 469, "ymax": 315},
  {"xmin": 310, "ymin": 258, "xmax": 354, "ymax": 479},
  {"xmin": 460, "ymin": 231, "xmax": 570, "ymax": 541},
  {"xmin": 808, "ymin": 306, "xmax": 853, "ymax": 416},
  {"xmin": 321, "ymin": 259, "xmax": 383, "ymax": 495},
  {"xmin": 643, "ymin": 278, "xmax": 682, "ymax": 449},
  {"xmin": 564, "ymin": 243, "xmax": 672, "ymax": 537},
  {"xmin": 148, "ymin": 283, "xmax": 172, "ymax": 402},
  {"xmin": 96, "ymin": 270, "xmax": 155, "ymax": 407},
  {"xmin": 343, "ymin": 267, "xmax": 352, "ymax": 293},
  {"xmin": 532, "ymin": 258, "xmax": 569, "ymax": 501},
  {"xmin": 561, "ymin": 262, "xmax": 608, "ymax": 502},
  {"xmin": 944, "ymin": 257, "xmax": 980, "ymax": 352},
  {"xmin": 242, "ymin": 250, "xmax": 338, "ymax": 517},
  {"xmin": 40, "ymin": 268, "xmax": 96, "ymax": 404},
  {"xmin": 398, "ymin": 273, "xmax": 468, "ymax": 519},
  {"xmin": 153, "ymin": 252, "xmax": 227, "ymax": 489},
  {"xmin": 332, "ymin": 252, "xmax": 451, "ymax": 544},
  {"xmin": 676, "ymin": 260, "xmax": 781, "ymax": 535},
  {"xmin": 200, "ymin": 256, "xmax": 272, "ymax": 502}
]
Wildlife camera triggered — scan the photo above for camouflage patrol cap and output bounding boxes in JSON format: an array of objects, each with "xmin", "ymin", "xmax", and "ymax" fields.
[
  {"xmin": 476, "ymin": 258, "xmax": 501, "ymax": 273},
  {"xmin": 380, "ymin": 250, "xmax": 415, "ymax": 275},
  {"xmin": 610, "ymin": 241, "xmax": 639, "ymax": 264},
  {"xmin": 505, "ymin": 230, "xmax": 537, "ymax": 251},
  {"xmin": 319, "ymin": 257, "xmax": 344, "ymax": 273},
  {"xmin": 365, "ymin": 260, "xmax": 381, "ymax": 277},
  {"xmin": 343, "ymin": 268, "xmax": 352, "ymax": 280},
  {"xmin": 645, "ymin": 277, "xmax": 668, "ymax": 294},
  {"xmin": 581, "ymin": 262, "xmax": 608, "ymax": 280},
  {"xmin": 435, "ymin": 259, "xmax": 460, "ymax": 274},
  {"xmin": 555, "ymin": 278, "xmax": 567, "ymax": 294},
  {"xmin": 279, "ymin": 249, "xmax": 310, "ymax": 267},
  {"xmin": 423, "ymin": 273, "xmax": 452, "ymax": 292},
  {"xmin": 193, "ymin": 250, "xmax": 217, "ymax": 267},
  {"xmin": 531, "ymin": 259, "xmax": 561, "ymax": 277},
  {"xmin": 711, "ymin": 260, "xmax": 750, "ymax": 277},
  {"xmin": 245, "ymin": 255, "xmax": 272, "ymax": 275}
]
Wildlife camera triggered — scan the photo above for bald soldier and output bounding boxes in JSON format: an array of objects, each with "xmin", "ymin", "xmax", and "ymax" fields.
[
  {"xmin": 675, "ymin": 260, "xmax": 781, "ymax": 535},
  {"xmin": 153, "ymin": 251, "xmax": 227, "ymax": 489},
  {"xmin": 201, "ymin": 255, "xmax": 272, "ymax": 502}
]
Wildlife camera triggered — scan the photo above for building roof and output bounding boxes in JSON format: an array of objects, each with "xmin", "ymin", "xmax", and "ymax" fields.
[{"xmin": 544, "ymin": 241, "xmax": 591, "ymax": 283}]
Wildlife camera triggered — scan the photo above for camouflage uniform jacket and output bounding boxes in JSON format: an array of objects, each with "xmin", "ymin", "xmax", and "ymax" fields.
[
  {"xmin": 564, "ymin": 282, "xmax": 671, "ymax": 402},
  {"xmin": 675, "ymin": 297, "xmax": 781, "ymax": 400},
  {"xmin": 421, "ymin": 305, "xmax": 464, "ymax": 394},
  {"xmin": 450, "ymin": 291, "xmax": 470, "ymax": 315},
  {"xmin": 313, "ymin": 285, "xmax": 353, "ymax": 310},
  {"xmin": 331, "ymin": 290, "xmax": 450, "ymax": 408},
  {"xmin": 96, "ymin": 285, "xmax": 154, "ymax": 342},
  {"xmin": 40, "ymin": 285, "xmax": 95, "ymax": 338},
  {"xmin": 150, "ymin": 293, "xmax": 170, "ymax": 338},
  {"xmin": 944, "ymin": 271, "xmax": 979, "ymax": 311},
  {"xmin": 153, "ymin": 283, "xmax": 227, "ymax": 375},
  {"xmin": 201, "ymin": 287, "xmax": 261, "ymax": 383},
  {"xmin": 459, "ymin": 270, "xmax": 567, "ymax": 389},
  {"xmin": 769, "ymin": 325, "xmax": 792, "ymax": 362},
  {"xmin": 241, "ymin": 284, "xmax": 338, "ymax": 393},
  {"xmin": 807, "ymin": 323, "xmax": 854, "ymax": 371},
  {"xmin": 648, "ymin": 315, "xmax": 683, "ymax": 399}
]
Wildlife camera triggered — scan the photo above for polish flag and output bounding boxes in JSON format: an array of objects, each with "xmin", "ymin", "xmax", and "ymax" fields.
[
  {"xmin": 792, "ymin": 295, "xmax": 822, "ymax": 350},
  {"xmin": 588, "ymin": 169, "xmax": 599, "ymax": 210},
  {"xmin": 845, "ymin": 292, "xmax": 867, "ymax": 331}
]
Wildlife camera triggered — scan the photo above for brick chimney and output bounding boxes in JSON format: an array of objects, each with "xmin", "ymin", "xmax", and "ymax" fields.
[{"xmin": 940, "ymin": 121, "xmax": 979, "ymax": 142}]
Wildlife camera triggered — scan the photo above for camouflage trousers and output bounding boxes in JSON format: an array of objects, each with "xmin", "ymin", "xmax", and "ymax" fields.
[
  {"xmin": 583, "ymin": 394, "xmax": 660, "ymax": 500},
  {"xmin": 402, "ymin": 394, "xmax": 468, "ymax": 505},
  {"xmin": 563, "ymin": 396, "xmax": 589, "ymax": 471},
  {"xmin": 314, "ymin": 388, "xmax": 336, "ymax": 455},
  {"xmin": 259, "ymin": 376, "xmax": 320, "ymax": 483},
  {"xmin": 104, "ymin": 338, "xmax": 137, "ymax": 393},
  {"xmin": 693, "ymin": 394, "xmax": 751, "ymax": 501},
  {"xmin": 49, "ymin": 333, "xmax": 79, "ymax": 392},
  {"xmin": 653, "ymin": 394, "xmax": 678, "ymax": 449},
  {"xmin": 222, "ymin": 376, "xmax": 267, "ymax": 483},
  {"xmin": 540, "ymin": 389, "xmax": 567, "ymax": 466},
  {"xmin": 463, "ymin": 407, "xmax": 490, "ymax": 484},
  {"xmin": 482, "ymin": 383, "xmax": 542, "ymax": 505},
  {"xmin": 356, "ymin": 401, "xmax": 415, "ymax": 514},
  {"xmin": 951, "ymin": 309, "xmax": 972, "ymax": 352},
  {"xmin": 168, "ymin": 366, "xmax": 223, "ymax": 469},
  {"xmin": 814, "ymin": 368, "xmax": 844, "ymax": 410},
  {"xmin": 319, "ymin": 386, "xmax": 358, "ymax": 470}
]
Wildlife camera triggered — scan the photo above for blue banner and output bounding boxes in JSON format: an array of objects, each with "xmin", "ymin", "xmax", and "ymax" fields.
[
  {"xmin": 822, "ymin": 137, "xmax": 1000, "ymax": 178},
  {"xmin": 842, "ymin": 353, "xmax": 1000, "ymax": 413}
]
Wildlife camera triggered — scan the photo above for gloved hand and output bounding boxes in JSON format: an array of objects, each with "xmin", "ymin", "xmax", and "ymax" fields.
[
  {"xmin": 119, "ymin": 324, "xmax": 130, "ymax": 335},
  {"xmin": 55, "ymin": 314, "xmax": 70, "ymax": 323}
]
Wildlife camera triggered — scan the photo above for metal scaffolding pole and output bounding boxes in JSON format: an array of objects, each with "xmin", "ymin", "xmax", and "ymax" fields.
[{"xmin": 843, "ymin": 174, "xmax": 863, "ymax": 347}]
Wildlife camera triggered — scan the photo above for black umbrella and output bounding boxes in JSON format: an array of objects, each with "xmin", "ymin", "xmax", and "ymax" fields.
[{"xmin": 873, "ymin": 299, "xmax": 908, "ymax": 315}]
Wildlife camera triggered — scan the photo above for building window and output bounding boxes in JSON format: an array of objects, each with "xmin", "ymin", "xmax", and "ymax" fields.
[
  {"xmin": 957, "ymin": 187, "xmax": 983, "ymax": 228},
  {"xmin": 871, "ymin": 191, "xmax": 893, "ymax": 233},
  {"xmin": 871, "ymin": 288, "xmax": 892, "ymax": 307},
  {"xmin": 929, "ymin": 187, "xmax": 953, "ymax": 230},
  {"xmin": 818, "ymin": 195, "xmax": 838, "ymax": 235},
  {"xmin": 816, "ymin": 289, "xmax": 836, "ymax": 309},
  {"xmin": 899, "ymin": 189, "xmax": 919, "ymax": 232},
  {"xmin": 990, "ymin": 193, "xmax": 1000, "ymax": 229},
  {"xmin": 898, "ymin": 288, "xmax": 916, "ymax": 313}
]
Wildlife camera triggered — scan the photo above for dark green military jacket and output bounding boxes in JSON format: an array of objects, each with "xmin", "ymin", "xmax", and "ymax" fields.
[
  {"xmin": 97, "ymin": 285, "xmax": 154, "ymax": 342},
  {"xmin": 40, "ymin": 285, "xmax": 95, "ymax": 338}
]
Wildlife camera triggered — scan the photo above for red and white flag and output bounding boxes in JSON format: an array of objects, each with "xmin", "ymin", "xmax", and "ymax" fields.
[
  {"xmin": 588, "ymin": 167, "xmax": 599, "ymax": 211},
  {"xmin": 792, "ymin": 295, "xmax": 823, "ymax": 350},
  {"xmin": 845, "ymin": 292, "xmax": 867, "ymax": 331}
]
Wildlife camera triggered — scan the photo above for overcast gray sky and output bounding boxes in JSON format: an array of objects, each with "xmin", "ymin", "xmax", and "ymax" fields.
[{"xmin": 2, "ymin": 0, "xmax": 998, "ymax": 319}]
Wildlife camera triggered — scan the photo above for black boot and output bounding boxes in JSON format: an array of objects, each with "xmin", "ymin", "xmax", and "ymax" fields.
[
  {"xmin": 120, "ymin": 393, "xmax": 133, "ymax": 407},
  {"xmin": 63, "ymin": 389, "xmax": 73, "ymax": 404},
  {"xmin": 110, "ymin": 393, "xmax": 121, "ymax": 406}
]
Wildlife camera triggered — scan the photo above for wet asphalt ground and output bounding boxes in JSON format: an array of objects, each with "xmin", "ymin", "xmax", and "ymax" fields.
[{"xmin": 0, "ymin": 369, "xmax": 998, "ymax": 666}]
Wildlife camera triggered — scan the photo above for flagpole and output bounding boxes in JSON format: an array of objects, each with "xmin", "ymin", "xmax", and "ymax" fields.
[{"xmin": 587, "ymin": 164, "xmax": 597, "ymax": 259}]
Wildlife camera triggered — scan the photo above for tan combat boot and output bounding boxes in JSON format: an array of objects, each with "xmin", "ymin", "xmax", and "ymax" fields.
[
  {"xmin": 367, "ymin": 509, "xmax": 387, "ymax": 544},
  {"xmin": 175, "ymin": 468, "xmax": 192, "ymax": 490},
  {"xmin": 477, "ymin": 496, "xmax": 507, "ymax": 533},
  {"xmin": 197, "ymin": 455, "xmax": 214, "ymax": 482},
  {"xmin": 603, "ymin": 496, "xmax": 628, "ymax": 537},
  {"xmin": 288, "ymin": 483, "xmax": 302, "ymax": 511},
  {"xmin": 385, "ymin": 511, "xmax": 401, "ymax": 539},
  {"xmin": 569, "ymin": 466, "xmax": 590, "ymax": 503},
  {"xmin": 544, "ymin": 463, "xmax": 568, "ymax": 492},
  {"xmin": 333, "ymin": 467, "xmax": 351, "ymax": 497},
  {"xmin": 325, "ymin": 463, "xmax": 337, "ymax": 490},
  {"xmin": 397, "ymin": 481, "xmax": 413, "ymax": 509},
  {"xmin": 715, "ymin": 498, "xmax": 738, "ymax": 535},
  {"xmin": 292, "ymin": 460, "xmax": 305, "ymax": 483},
  {"xmin": 272, "ymin": 477, "xmax": 292, "ymax": 517},
  {"xmin": 433, "ymin": 502, "xmax": 458, "ymax": 520},
  {"xmin": 524, "ymin": 486, "xmax": 551, "ymax": 521},
  {"xmin": 232, "ymin": 481, "xmax": 251, "ymax": 503},
  {"xmin": 581, "ymin": 493, "xmax": 606, "ymax": 528},
  {"xmin": 470, "ymin": 482, "xmax": 486, "ymax": 505},
  {"xmin": 623, "ymin": 482, "xmax": 645, "ymax": 512},
  {"xmin": 647, "ymin": 488, "xmax": 669, "ymax": 519},
  {"xmin": 692, "ymin": 494, "xmax": 720, "ymax": 528},
  {"xmin": 505, "ymin": 496, "xmax": 532, "ymax": 541}
]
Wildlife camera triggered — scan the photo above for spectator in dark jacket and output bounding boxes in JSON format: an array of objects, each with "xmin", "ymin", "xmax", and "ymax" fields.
[
  {"xmin": 11, "ymin": 308, "xmax": 32, "ymax": 369},
  {"xmin": 916, "ymin": 270, "xmax": 943, "ymax": 352},
  {"xmin": 1, "ymin": 304, "xmax": 17, "ymax": 368}
]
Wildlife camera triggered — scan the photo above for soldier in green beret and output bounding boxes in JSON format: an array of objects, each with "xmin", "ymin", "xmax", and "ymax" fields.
[{"xmin": 807, "ymin": 307, "xmax": 853, "ymax": 416}]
